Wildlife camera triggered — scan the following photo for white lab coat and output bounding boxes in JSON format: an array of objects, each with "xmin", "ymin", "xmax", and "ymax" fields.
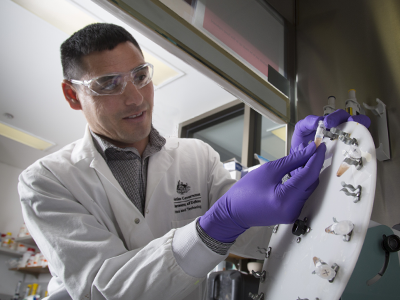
[{"xmin": 18, "ymin": 125, "xmax": 270, "ymax": 300}]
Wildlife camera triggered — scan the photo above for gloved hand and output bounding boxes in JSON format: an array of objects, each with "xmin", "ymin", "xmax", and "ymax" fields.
[
  {"xmin": 199, "ymin": 142, "xmax": 326, "ymax": 243},
  {"xmin": 291, "ymin": 109, "xmax": 371, "ymax": 154},
  {"xmin": 289, "ymin": 142, "xmax": 312, "ymax": 177}
]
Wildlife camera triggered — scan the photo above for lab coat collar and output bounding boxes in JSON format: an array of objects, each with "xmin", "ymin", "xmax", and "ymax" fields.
[
  {"xmin": 71, "ymin": 124, "xmax": 98, "ymax": 164},
  {"xmin": 71, "ymin": 125, "xmax": 178, "ymax": 162},
  {"xmin": 164, "ymin": 137, "xmax": 179, "ymax": 151}
]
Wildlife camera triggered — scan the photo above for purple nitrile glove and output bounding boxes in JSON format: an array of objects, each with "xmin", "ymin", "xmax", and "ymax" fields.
[
  {"xmin": 199, "ymin": 142, "xmax": 326, "ymax": 243},
  {"xmin": 324, "ymin": 109, "xmax": 371, "ymax": 129},
  {"xmin": 290, "ymin": 115, "xmax": 323, "ymax": 154},
  {"xmin": 291, "ymin": 109, "xmax": 371, "ymax": 154},
  {"xmin": 289, "ymin": 142, "xmax": 309, "ymax": 178}
]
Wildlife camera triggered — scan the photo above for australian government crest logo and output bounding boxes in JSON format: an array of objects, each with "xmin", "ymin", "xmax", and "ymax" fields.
[{"xmin": 176, "ymin": 180, "xmax": 191, "ymax": 195}]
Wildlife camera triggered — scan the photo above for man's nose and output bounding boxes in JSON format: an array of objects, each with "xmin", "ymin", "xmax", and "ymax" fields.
[{"xmin": 123, "ymin": 80, "xmax": 144, "ymax": 105}]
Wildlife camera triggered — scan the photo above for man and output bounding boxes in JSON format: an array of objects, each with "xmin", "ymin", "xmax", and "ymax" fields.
[{"xmin": 18, "ymin": 23, "xmax": 368, "ymax": 300}]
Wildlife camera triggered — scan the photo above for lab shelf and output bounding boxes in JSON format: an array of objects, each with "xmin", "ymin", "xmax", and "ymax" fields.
[
  {"xmin": 9, "ymin": 266, "xmax": 50, "ymax": 278},
  {"xmin": 15, "ymin": 236, "xmax": 37, "ymax": 248},
  {"xmin": 0, "ymin": 247, "xmax": 23, "ymax": 257}
]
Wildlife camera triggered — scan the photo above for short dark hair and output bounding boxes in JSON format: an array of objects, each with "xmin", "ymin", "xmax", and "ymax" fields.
[{"xmin": 60, "ymin": 23, "xmax": 143, "ymax": 80}]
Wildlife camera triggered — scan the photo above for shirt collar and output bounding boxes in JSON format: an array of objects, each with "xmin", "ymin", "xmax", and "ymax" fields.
[{"xmin": 90, "ymin": 126, "xmax": 166, "ymax": 161}]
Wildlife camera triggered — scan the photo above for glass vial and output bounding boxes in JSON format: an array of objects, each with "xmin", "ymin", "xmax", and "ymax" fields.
[
  {"xmin": 337, "ymin": 144, "xmax": 362, "ymax": 177},
  {"xmin": 314, "ymin": 120, "xmax": 325, "ymax": 148}
]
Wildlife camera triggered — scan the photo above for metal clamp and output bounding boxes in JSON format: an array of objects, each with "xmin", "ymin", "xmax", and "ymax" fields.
[
  {"xmin": 342, "ymin": 155, "xmax": 363, "ymax": 170},
  {"xmin": 257, "ymin": 246, "xmax": 272, "ymax": 259},
  {"xmin": 340, "ymin": 182, "xmax": 362, "ymax": 202},
  {"xmin": 324, "ymin": 127, "xmax": 359, "ymax": 146},
  {"xmin": 323, "ymin": 128, "xmax": 338, "ymax": 140},
  {"xmin": 339, "ymin": 134, "xmax": 359, "ymax": 147},
  {"xmin": 323, "ymin": 127, "xmax": 350, "ymax": 140},
  {"xmin": 343, "ymin": 229, "xmax": 354, "ymax": 242},
  {"xmin": 252, "ymin": 270, "xmax": 266, "ymax": 283},
  {"xmin": 249, "ymin": 292, "xmax": 264, "ymax": 300},
  {"xmin": 331, "ymin": 217, "xmax": 354, "ymax": 242},
  {"xmin": 329, "ymin": 264, "xmax": 340, "ymax": 283},
  {"xmin": 311, "ymin": 263, "xmax": 339, "ymax": 283}
]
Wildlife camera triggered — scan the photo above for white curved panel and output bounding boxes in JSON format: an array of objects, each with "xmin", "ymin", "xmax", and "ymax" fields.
[{"xmin": 258, "ymin": 121, "xmax": 377, "ymax": 300}]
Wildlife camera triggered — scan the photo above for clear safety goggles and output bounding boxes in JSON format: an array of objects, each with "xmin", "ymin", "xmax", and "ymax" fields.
[{"xmin": 70, "ymin": 63, "xmax": 154, "ymax": 96}]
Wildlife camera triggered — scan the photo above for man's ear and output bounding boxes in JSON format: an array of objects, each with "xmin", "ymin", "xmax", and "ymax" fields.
[{"xmin": 62, "ymin": 80, "xmax": 82, "ymax": 110}]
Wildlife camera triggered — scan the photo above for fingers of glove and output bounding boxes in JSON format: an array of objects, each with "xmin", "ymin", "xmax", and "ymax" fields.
[
  {"xmin": 291, "ymin": 115, "xmax": 323, "ymax": 153},
  {"xmin": 324, "ymin": 109, "xmax": 350, "ymax": 129},
  {"xmin": 348, "ymin": 114, "xmax": 371, "ymax": 128},
  {"xmin": 284, "ymin": 179, "xmax": 320, "ymax": 224},
  {"xmin": 294, "ymin": 142, "xmax": 308, "ymax": 152},
  {"xmin": 270, "ymin": 142, "xmax": 317, "ymax": 179},
  {"xmin": 289, "ymin": 143, "xmax": 326, "ymax": 190},
  {"xmin": 305, "ymin": 178, "xmax": 319, "ymax": 194},
  {"xmin": 289, "ymin": 142, "xmax": 308, "ymax": 176},
  {"xmin": 295, "ymin": 115, "xmax": 324, "ymax": 136}
]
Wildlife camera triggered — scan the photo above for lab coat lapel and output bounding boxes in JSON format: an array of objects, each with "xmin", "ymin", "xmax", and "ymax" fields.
[
  {"xmin": 77, "ymin": 126, "xmax": 155, "ymax": 250},
  {"xmin": 91, "ymin": 156, "xmax": 155, "ymax": 250},
  {"xmin": 145, "ymin": 139, "xmax": 178, "ymax": 210}
]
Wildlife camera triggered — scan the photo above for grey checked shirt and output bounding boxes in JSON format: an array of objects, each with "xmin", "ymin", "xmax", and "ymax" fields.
[
  {"xmin": 90, "ymin": 127, "xmax": 233, "ymax": 255},
  {"xmin": 91, "ymin": 127, "xmax": 165, "ymax": 215}
]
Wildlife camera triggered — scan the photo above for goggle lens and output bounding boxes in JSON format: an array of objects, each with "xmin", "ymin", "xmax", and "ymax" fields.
[
  {"xmin": 72, "ymin": 63, "xmax": 154, "ymax": 96},
  {"xmin": 90, "ymin": 75, "xmax": 125, "ymax": 95},
  {"xmin": 132, "ymin": 66, "xmax": 152, "ymax": 89}
]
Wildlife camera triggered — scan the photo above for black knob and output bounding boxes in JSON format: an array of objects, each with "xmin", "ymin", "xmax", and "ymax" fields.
[
  {"xmin": 382, "ymin": 234, "xmax": 400, "ymax": 252},
  {"xmin": 292, "ymin": 218, "xmax": 308, "ymax": 236}
]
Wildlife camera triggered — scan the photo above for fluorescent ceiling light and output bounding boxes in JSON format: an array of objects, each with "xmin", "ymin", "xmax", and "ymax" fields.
[
  {"xmin": 0, "ymin": 122, "xmax": 54, "ymax": 151},
  {"xmin": 143, "ymin": 51, "xmax": 183, "ymax": 89},
  {"xmin": 13, "ymin": 0, "xmax": 184, "ymax": 88},
  {"xmin": 271, "ymin": 126, "xmax": 286, "ymax": 141},
  {"xmin": 12, "ymin": 0, "xmax": 98, "ymax": 35}
]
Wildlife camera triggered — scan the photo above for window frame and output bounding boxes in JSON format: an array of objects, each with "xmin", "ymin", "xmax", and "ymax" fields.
[{"xmin": 179, "ymin": 100, "xmax": 287, "ymax": 168}]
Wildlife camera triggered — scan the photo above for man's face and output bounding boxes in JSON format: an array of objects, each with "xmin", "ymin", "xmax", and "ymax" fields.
[{"xmin": 74, "ymin": 42, "xmax": 154, "ymax": 149}]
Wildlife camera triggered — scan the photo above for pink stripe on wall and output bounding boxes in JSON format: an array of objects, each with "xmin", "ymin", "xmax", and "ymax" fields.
[{"xmin": 203, "ymin": 7, "xmax": 279, "ymax": 78}]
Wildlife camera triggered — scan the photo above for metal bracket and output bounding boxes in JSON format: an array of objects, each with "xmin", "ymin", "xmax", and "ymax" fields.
[
  {"xmin": 312, "ymin": 263, "xmax": 339, "ymax": 283},
  {"xmin": 330, "ymin": 127, "xmax": 350, "ymax": 139},
  {"xmin": 323, "ymin": 127, "xmax": 348, "ymax": 140},
  {"xmin": 272, "ymin": 224, "xmax": 279, "ymax": 233},
  {"xmin": 339, "ymin": 134, "xmax": 359, "ymax": 147},
  {"xmin": 248, "ymin": 292, "xmax": 264, "ymax": 300},
  {"xmin": 340, "ymin": 182, "xmax": 362, "ymax": 202},
  {"xmin": 324, "ymin": 127, "xmax": 358, "ymax": 147},
  {"xmin": 342, "ymin": 155, "xmax": 363, "ymax": 170},
  {"xmin": 252, "ymin": 270, "xmax": 266, "ymax": 283},
  {"xmin": 331, "ymin": 217, "xmax": 354, "ymax": 242},
  {"xmin": 265, "ymin": 247, "xmax": 271, "ymax": 258},
  {"xmin": 323, "ymin": 128, "xmax": 338, "ymax": 140},
  {"xmin": 257, "ymin": 246, "xmax": 272, "ymax": 259},
  {"xmin": 329, "ymin": 264, "xmax": 340, "ymax": 283},
  {"xmin": 343, "ymin": 229, "xmax": 354, "ymax": 242},
  {"xmin": 363, "ymin": 99, "xmax": 391, "ymax": 161}
]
